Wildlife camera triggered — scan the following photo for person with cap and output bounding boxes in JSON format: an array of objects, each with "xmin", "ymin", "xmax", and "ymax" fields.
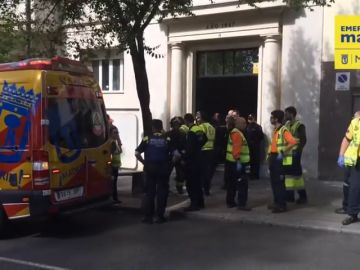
[
  {"xmin": 268, "ymin": 110, "xmax": 298, "ymax": 213},
  {"xmin": 284, "ymin": 106, "xmax": 308, "ymax": 204},
  {"xmin": 183, "ymin": 113, "xmax": 207, "ymax": 211},
  {"xmin": 224, "ymin": 116, "xmax": 251, "ymax": 210},
  {"xmin": 107, "ymin": 114, "xmax": 122, "ymax": 204},
  {"xmin": 337, "ymin": 111, "xmax": 360, "ymax": 225},
  {"xmin": 135, "ymin": 119, "xmax": 173, "ymax": 224},
  {"xmin": 246, "ymin": 114, "xmax": 264, "ymax": 180},
  {"xmin": 196, "ymin": 110, "xmax": 216, "ymax": 196}
]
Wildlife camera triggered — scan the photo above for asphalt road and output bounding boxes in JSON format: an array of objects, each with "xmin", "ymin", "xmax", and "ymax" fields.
[{"xmin": 0, "ymin": 207, "xmax": 359, "ymax": 270}]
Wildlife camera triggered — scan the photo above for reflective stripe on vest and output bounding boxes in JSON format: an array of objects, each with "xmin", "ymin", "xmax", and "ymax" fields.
[
  {"xmin": 285, "ymin": 175, "xmax": 305, "ymax": 190},
  {"xmin": 226, "ymin": 128, "xmax": 250, "ymax": 163},
  {"xmin": 276, "ymin": 126, "xmax": 293, "ymax": 166},
  {"xmin": 200, "ymin": 122, "xmax": 215, "ymax": 151},
  {"xmin": 285, "ymin": 120, "xmax": 301, "ymax": 150},
  {"xmin": 344, "ymin": 118, "xmax": 360, "ymax": 167}
]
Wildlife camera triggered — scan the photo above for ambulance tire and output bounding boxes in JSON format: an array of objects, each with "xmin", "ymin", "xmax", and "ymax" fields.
[{"xmin": 0, "ymin": 207, "xmax": 9, "ymax": 238}]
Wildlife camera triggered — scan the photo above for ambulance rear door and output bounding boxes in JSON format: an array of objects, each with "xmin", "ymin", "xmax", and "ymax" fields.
[{"xmin": 44, "ymin": 71, "xmax": 111, "ymax": 205}]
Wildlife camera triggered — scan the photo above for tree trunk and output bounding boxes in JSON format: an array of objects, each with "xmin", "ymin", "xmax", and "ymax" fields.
[{"xmin": 129, "ymin": 37, "xmax": 152, "ymax": 136}]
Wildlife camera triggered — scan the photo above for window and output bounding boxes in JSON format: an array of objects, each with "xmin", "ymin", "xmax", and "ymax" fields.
[
  {"xmin": 198, "ymin": 48, "xmax": 259, "ymax": 77},
  {"xmin": 47, "ymin": 92, "xmax": 108, "ymax": 149},
  {"xmin": 91, "ymin": 58, "xmax": 124, "ymax": 92}
]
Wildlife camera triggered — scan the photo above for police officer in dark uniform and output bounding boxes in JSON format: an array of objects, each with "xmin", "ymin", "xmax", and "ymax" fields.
[
  {"xmin": 135, "ymin": 119, "xmax": 172, "ymax": 224},
  {"xmin": 183, "ymin": 113, "xmax": 207, "ymax": 211}
]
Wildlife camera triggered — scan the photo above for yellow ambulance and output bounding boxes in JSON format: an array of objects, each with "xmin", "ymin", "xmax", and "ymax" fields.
[{"xmin": 0, "ymin": 56, "xmax": 112, "ymax": 231}]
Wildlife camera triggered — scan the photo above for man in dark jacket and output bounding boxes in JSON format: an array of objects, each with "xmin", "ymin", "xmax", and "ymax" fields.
[
  {"xmin": 135, "ymin": 119, "xmax": 172, "ymax": 224},
  {"xmin": 183, "ymin": 113, "xmax": 207, "ymax": 211},
  {"xmin": 246, "ymin": 114, "xmax": 264, "ymax": 180}
]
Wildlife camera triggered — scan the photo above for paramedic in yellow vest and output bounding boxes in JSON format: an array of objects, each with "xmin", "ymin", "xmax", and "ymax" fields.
[
  {"xmin": 337, "ymin": 114, "xmax": 360, "ymax": 225},
  {"xmin": 284, "ymin": 106, "xmax": 308, "ymax": 204},
  {"xmin": 335, "ymin": 111, "xmax": 360, "ymax": 215},
  {"xmin": 268, "ymin": 110, "xmax": 298, "ymax": 213},
  {"xmin": 107, "ymin": 114, "xmax": 122, "ymax": 203},
  {"xmin": 225, "ymin": 116, "xmax": 251, "ymax": 210},
  {"xmin": 196, "ymin": 111, "xmax": 216, "ymax": 196}
]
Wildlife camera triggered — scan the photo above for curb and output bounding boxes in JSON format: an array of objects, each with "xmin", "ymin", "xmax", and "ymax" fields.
[
  {"xmin": 170, "ymin": 208, "xmax": 360, "ymax": 236},
  {"xmin": 166, "ymin": 198, "xmax": 360, "ymax": 235}
]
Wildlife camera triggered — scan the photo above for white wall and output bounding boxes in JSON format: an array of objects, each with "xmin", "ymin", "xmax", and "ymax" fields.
[{"xmin": 281, "ymin": 7, "xmax": 323, "ymax": 178}]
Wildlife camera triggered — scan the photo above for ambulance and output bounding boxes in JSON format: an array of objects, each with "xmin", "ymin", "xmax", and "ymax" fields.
[{"xmin": 0, "ymin": 56, "xmax": 112, "ymax": 231}]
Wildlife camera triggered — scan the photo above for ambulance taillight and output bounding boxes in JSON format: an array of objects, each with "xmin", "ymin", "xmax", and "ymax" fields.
[{"xmin": 32, "ymin": 150, "xmax": 50, "ymax": 190}]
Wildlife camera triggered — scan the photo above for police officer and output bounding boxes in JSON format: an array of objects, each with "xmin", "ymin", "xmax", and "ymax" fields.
[
  {"xmin": 337, "ymin": 114, "xmax": 360, "ymax": 225},
  {"xmin": 196, "ymin": 111, "xmax": 216, "ymax": 196},
  {"xmin": 284, "ymin": 106, "xmax": 307, "ymax": 204},
  {"xmin": 183, "ymin": 113, "xmax": 207, "ymax": 211},
  {"xmin": 268, "ymin": 110, "xmax": 298, "ymax": 213},
  {"xmin": 225, "ymin": 116, "xmax": 251, "ymax": 210},
  {"xmin": 135, "ymin": 119, "xmax": 172, "ymax": 224}
]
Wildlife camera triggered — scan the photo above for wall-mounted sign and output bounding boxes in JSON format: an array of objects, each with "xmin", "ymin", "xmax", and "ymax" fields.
[
  {"xmin": 335, "ymin": 16, "xmax": 360, "ymax": 69},
  {"xmin": 335, "ymin": 72, "xmax": 350, "ymax": 91},
  {"xmin": 206, "ymin": 21, "xmax": 235, "ymax": 30},
  {"xmin": 253, "ymin": 63, "xmax": 259, "ymax": 74}
]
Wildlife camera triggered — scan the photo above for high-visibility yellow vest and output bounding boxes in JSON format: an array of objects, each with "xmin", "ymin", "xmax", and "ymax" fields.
[
  {"xmin": 276, "ymin": 126, "xmax": 293, "ymax": 166},
  {"xmin": 189, "ymin": 124, "xmax": 203, "ymax": 134},
  {"xmin": 180, "ymin": 124, "xmax": 189, "ymax": 134},
  {"xmin": 200, "ymin": 122, "xmax": 215, "ymax": 151},
  {"xmin": 226, "ymin": 128, "xmax": 250, "ymax": 163},
  {"xmin": 344, "ymin": 118, "xmax": 360, "ymax": 167},
  {"xmin": 285, "ymin": 120, "xmax": 301, "ymax": 150}
]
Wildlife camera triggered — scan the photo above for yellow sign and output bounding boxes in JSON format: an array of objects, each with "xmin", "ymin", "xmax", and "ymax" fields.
[
  {"xmin": 335, "ymin": 16, "xmax": 360, "ymax": 69},
  {"xmin": 253, "ymin": 62, "xmax": 259, "ymax": 74}
]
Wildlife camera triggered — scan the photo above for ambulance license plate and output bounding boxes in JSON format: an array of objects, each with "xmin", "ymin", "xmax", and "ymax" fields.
[{"xmin": 54, "ymin": 186, "xmax": 84, "ymax": 202}]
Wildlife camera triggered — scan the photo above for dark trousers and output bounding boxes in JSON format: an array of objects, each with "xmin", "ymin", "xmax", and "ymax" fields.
[
  {"xmin": 225, "ymin": 161, "xmax": 248, "ymax": 207},
  {"xmin": 249, "ymin": 145, "xmax": 261, "ymax": 179},
  {"xmin": 186, "ymin": 163, "xmax": 204, "ymax": 208},
  {"xmin": 269, "ymin": 154, "xmax": 287, "ymax": 208},
  {"xmin": 169, "ymin": 161, "xmax": 186, "ymax": 190},
  {"xmin": 347, "ymin": 163, "xmax": 360, "ymax": 216},
  {"xmin": 342, "ymin": 168, "xmax": 351, "ymax": 210},
  {"xmin": 143, "ymin": 169, "xmax": 170, "ymax": 219},
  {"xmin": 112, "ymin": 167, "xmax": 119, "ymax": 201},
  {"xmin": 200, "ymin": 150, "xmax": 214, "ymax": 193},
  {"xmin": 285, "ymin": 151, "xmax": 307, "ymax": 201}
]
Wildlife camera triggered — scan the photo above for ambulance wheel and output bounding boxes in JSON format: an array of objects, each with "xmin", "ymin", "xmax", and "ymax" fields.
[{"xmin": 0, "ymin": 207, "xmax": 9, "ymax": 238}]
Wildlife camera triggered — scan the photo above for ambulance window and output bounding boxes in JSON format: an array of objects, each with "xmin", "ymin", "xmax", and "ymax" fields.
[{"xmin": 47, "ymin": 98, "xmax": 107, "ymax": 149}]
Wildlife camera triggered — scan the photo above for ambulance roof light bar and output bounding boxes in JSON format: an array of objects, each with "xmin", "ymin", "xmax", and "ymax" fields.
[{"xmin": 0, "ymin": 56, "xmax": 93, "ymax": 75}]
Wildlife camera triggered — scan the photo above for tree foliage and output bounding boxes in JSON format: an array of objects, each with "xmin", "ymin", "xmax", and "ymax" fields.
[{"xmin": 0, "ymin": 0, "xmax": 66, "ymax": 62}]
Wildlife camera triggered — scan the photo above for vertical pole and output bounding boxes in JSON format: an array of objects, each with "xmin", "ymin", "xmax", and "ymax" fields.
[{"xmin": 26, "ymin": 0, "xmax": 31, "ymax": 58}]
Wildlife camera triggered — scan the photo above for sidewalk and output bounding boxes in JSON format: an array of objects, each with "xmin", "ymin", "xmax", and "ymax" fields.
[{"xmin": 117, "ymin": 170, "xmax": 360, "ymax": 234}]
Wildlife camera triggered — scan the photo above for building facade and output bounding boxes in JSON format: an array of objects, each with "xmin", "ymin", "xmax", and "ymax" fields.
[{"xmin": 88, "ymin": 0, "xmax": 358, "ymax": 180}]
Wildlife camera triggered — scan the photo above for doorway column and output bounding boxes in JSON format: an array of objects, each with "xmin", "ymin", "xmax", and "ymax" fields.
[
  {"xmin": 170, "ymin": 42, "xmax": 184, "ymax": 117},
  {"xmin": 260, "ymin": 34, "xmax": 281, "ymax": 139}
]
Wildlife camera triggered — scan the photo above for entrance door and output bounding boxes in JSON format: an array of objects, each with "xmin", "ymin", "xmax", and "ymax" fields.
[{"xmin": 196, "ymin": 48, "xmax": 258, "ymax": 119}]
